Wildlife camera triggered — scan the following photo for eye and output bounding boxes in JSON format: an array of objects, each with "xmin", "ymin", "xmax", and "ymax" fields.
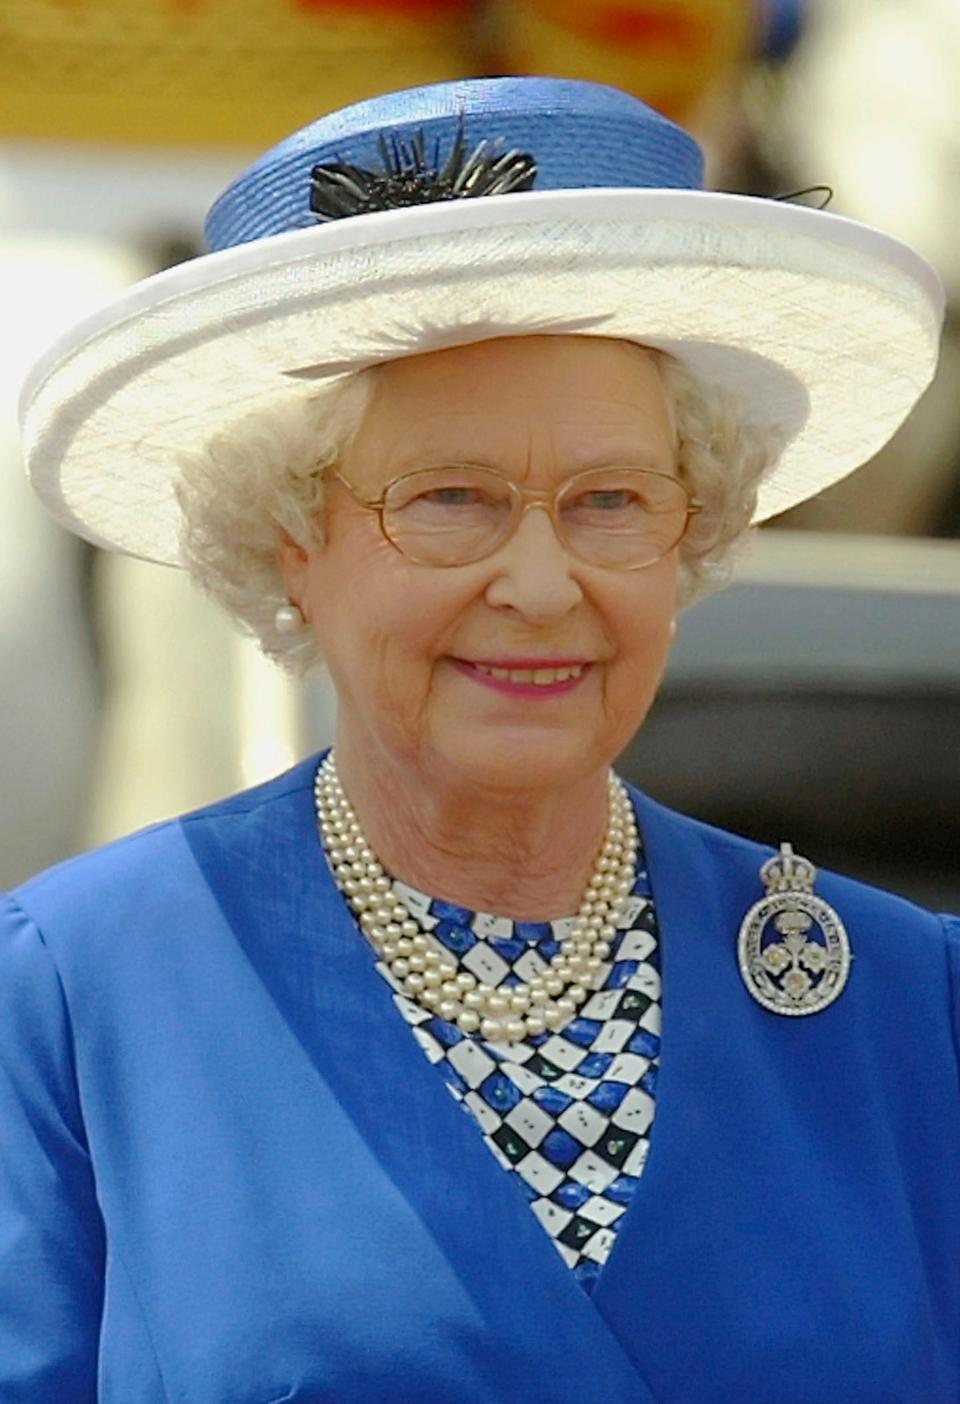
[
  {"xmin": 389, "ymin": 471, "xmax": 512, "ymax": 519},
  {"xmin": 417, "ymin": 486, "xmax": 491, "ymax": 507},
  {"xmin": 561, "ymin": 471, "xmax": 686, "ymax": 523},
  {"xmin": 579, "ymin": 489, "xmax": 637, "ymax": 511},
  {"xmin": 564, "ymin": 485, "xmax": 646, "ymax": 519}
]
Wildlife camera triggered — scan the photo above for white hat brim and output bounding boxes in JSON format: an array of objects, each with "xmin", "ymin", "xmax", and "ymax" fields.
[{"xmin": 20, "ymin": 188, "xmax": 943, "ymax": 565}]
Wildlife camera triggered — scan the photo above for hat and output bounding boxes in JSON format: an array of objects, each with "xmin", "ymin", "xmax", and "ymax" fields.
[{"xmin": 19, "ymin": 76, "xmax": 943, "ymax": 565}]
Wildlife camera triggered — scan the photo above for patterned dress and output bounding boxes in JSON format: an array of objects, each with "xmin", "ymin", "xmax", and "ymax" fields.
[{"xmin": 367, "ymin": 837, "xmax": 662, "ymax": 1295}]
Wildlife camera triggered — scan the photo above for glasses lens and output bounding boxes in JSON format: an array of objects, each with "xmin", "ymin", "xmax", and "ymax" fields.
[
  {"xmin": 383, "ymin": 467, "xmax": 515, "ymax": 565},
  {"xmin": 557, "ymin": 468, "xmax": 690, "ymax": 568}
]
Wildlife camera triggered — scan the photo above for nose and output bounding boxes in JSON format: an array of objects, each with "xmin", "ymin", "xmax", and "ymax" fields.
[{"xmin": 483, "ymin": 505, "xmax": 583, "ymax": 621}]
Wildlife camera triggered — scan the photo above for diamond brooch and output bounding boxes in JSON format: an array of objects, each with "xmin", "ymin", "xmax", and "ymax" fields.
[{"xmin": 737, "ymin": 843, "xmax": 852, "ymax": 1017}]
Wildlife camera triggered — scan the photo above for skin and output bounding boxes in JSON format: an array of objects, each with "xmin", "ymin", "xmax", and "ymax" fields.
[{"xmin": 278, "ymin": 335, "xmax": 679, "ymax": 918}]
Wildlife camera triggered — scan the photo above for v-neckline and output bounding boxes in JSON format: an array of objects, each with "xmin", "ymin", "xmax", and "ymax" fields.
[{"xmin": 370, "ymin": 836, "xmax": 661, "ymax": 1296}]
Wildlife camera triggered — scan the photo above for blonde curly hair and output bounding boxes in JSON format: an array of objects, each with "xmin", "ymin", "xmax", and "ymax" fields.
[{"xmin": 175, "ymin": 345, "xmax": 783, "ymax": 674}]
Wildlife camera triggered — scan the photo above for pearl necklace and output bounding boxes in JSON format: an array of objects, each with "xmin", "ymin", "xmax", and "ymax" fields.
[{"xmin": 314, "ymin": 754, "xmax": 638, "ymax": 1042}]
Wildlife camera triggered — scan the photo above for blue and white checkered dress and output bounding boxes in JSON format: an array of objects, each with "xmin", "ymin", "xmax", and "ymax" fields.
[{"xmin": 368, "ymin": 840, "xmax": 662, "ymax": 1295}]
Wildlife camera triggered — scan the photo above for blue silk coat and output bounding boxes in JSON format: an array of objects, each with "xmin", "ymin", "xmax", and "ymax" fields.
[{"xmin": 2, "ymin": 756, "xmax": 958, "ymax": 1403}]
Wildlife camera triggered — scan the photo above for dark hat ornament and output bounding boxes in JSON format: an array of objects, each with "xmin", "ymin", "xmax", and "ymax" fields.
[{"xmin": 309, "ymin": 120, "xmax": 538, "ymax": 222}]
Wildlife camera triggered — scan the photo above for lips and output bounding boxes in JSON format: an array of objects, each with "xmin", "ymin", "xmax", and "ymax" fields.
[
  {"xmin": 472, "ymin": 662, "xmax": 585, "ymax": 686},
  {"xmin": 451, "ymin": 657, "xmax": 591, "ymax": 694}
]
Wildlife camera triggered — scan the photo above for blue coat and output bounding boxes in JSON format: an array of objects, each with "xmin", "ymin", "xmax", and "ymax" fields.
[{"xmin": 2, "ymin": 756, "xmax": 958, "ymax": 1403}]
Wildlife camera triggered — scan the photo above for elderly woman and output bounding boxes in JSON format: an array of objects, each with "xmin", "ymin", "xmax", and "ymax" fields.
[{"xmin": 3, "ymin": 78, "xmax": 958, "ymax": 1404}]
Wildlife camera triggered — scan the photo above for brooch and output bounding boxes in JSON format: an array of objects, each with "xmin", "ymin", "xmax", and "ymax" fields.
[{"xmin": 737, "ymin": 843, "xmax": 852, "ymax": 1016}]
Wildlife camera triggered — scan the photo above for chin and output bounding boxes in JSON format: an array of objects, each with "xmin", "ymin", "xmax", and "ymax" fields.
[{"xmin": 437, "ymin": 726, "xmax": 604, "ymax": 794}]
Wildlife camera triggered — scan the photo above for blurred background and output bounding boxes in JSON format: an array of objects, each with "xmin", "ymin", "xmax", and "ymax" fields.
[{"xmin": 2, "ymin": 0, "xmax": 958, "ymax": 905}]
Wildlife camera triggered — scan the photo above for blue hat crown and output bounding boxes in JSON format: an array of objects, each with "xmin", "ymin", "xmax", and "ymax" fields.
[{"xmin": 205, "ymin": 76, "xmax": 704, "ymax": 253}]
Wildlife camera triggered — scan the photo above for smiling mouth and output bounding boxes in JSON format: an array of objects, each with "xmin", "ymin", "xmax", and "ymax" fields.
[
  {"xmin": 471, "ymin": 662, "xmax": 585, "ymax": 685},
  {"xmin": 451, "ymin": 658, "xmax": 591, "ymax": 692}
]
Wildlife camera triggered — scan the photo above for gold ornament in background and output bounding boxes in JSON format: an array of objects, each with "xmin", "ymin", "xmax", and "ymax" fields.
[
  {"xmin": 493, "ymin": 0, "xmax": 751, "ymax": 126},
  {"xmin": 0, "ymin": 0, "xmax": 476, "ymax": 148}
]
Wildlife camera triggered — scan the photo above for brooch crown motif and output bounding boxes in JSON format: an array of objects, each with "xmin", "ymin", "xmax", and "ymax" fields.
[{"xmin": 738, "ymin": 842, "xmax": 852, "ymax": 1017}]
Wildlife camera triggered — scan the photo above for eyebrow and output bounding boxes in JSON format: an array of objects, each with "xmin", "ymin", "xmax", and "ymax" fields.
[{"xmin": 385, "ymin": 452, "xmax": 675, "ymax": 477}]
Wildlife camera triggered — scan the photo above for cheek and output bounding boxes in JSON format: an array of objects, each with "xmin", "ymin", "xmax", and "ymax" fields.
[
  {"xmin": 305, "ymin": 530, "xmax": 473, "ymax": 689},
  {"xmin": 605, "ymin": 572, "xmax": 677, "ymax": 688}
]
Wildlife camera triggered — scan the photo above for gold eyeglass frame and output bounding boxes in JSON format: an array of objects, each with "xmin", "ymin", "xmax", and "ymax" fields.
[{"xmin": 328, "ymin": 464, "xmax": 703, "ymax": 570}]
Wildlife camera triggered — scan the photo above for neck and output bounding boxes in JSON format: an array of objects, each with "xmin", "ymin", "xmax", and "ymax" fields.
[{"xmin": 329, "ymin": 735, "xmax": 614, "ymax": 921}]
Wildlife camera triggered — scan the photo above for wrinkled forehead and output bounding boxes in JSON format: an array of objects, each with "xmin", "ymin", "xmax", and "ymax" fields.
[{"xmin": 341, "ymin": 335, "xmax": 678, "ymax": 489}]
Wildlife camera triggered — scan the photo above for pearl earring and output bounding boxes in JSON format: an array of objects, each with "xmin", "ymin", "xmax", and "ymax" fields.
[{"xmin": 274, "ymin": 601, "xmax": 305, "ymax": 634}]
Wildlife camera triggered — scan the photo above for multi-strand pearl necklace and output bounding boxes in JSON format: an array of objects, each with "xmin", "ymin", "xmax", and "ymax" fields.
[{"xmin": 314, "ymin": 753, "xmax": 638, "ymax": 1042}]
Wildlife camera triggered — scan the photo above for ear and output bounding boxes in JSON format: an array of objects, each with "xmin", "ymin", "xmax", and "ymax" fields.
[{"xmin": 275, "ymin": 527, "xmax": 311, "ymax": 609}]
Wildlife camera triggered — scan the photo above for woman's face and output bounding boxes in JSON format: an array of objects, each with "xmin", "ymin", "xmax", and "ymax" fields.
[{"xmin": 280, "ymin": 336, "xmax": 680, "ymax": 793}]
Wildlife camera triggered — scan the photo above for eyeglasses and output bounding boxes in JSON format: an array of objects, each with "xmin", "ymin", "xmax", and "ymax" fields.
[{"xmin": 329, "ymin": 464, "xmax": 702, "ymax": 570}]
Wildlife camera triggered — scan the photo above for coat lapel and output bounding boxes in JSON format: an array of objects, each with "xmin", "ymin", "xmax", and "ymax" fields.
[
  {"xmin": 590, "ymin": 788, "xmax": 760, "ymax": 1299},
  {"xmin": 590, "ymin": 788, "xmax": 869, "ymax": 1393},
  {"xmin": 585, "ymin": 788, "xmax": 782, "ymax": 1393},
  {"xmin": 182, "ymin": 760, "xmax": 660, "ymax": 1404}
]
